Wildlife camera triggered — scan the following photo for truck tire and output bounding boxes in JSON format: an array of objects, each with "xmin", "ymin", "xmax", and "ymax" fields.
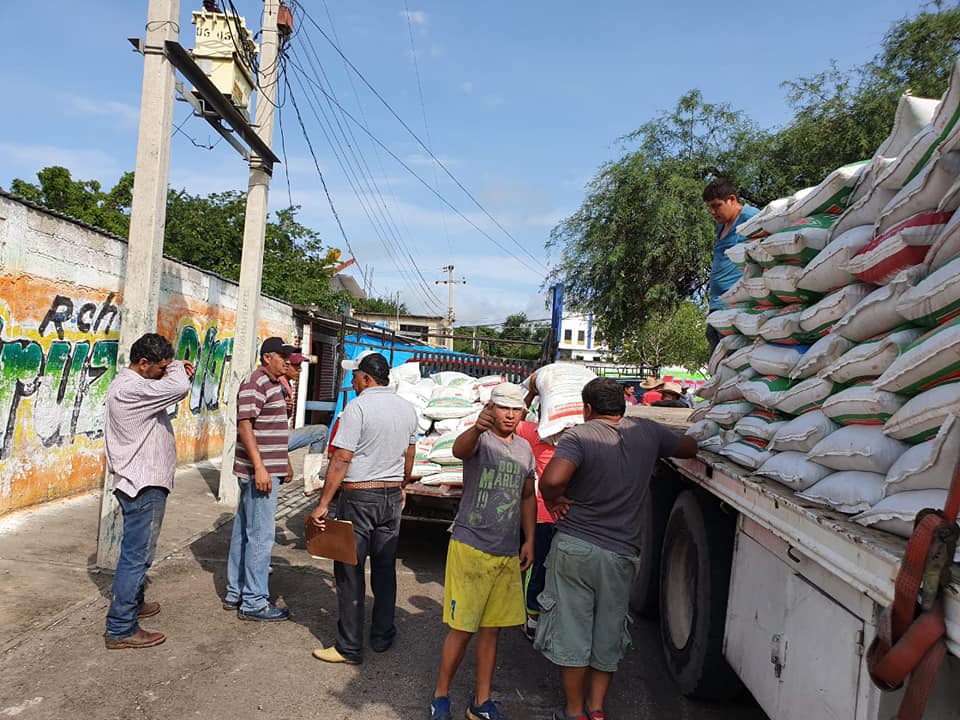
[
  {"xmin": 629, "ymin": 467, "xmax": 678, "ymax": 617},
  {"xmin": 659, "ymin": 489, "xmax": 742, "ymax": 700}
]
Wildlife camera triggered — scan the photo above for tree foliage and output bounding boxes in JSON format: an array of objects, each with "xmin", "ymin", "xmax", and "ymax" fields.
[
  {"xmin": 9, "ymin": 169, "xmax": 347, "ymax": 311},
  {"xmin": 453, "ymin": 312, "xmax": 548, "ymax": 360},
  {"xmin": 551, "ymin": 5, "xmax": 960, "ymax": 351},
  {"xmin": 617, "ymin": 301, "xmax": 711, "ymax": 371},
  {"xmin": 351, "ymin": 296, "xmax": 410, "ymax": 315}
]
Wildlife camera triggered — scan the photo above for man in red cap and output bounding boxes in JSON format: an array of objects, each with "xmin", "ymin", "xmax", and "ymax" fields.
[{"xmin": 279, "ymin": 345, "xmax": 328, "ymax": 459}]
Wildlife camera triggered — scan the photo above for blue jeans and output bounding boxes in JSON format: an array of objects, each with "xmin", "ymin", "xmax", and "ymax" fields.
[
  {"xmin": 334, "ymin": 487, "xmax": 402, "ymax": 662},
  {"xmin": 105, "ymin": 487, "xmax": 168, "ymax": 639},
  {"xmin": 525, "ymin": 522, "xmax": 557, "ymax": 615},
  {"xmin": 225, "ymin": 476, "xmax": 281, "ymax": 612},
  {"xmin": 288, "ymin": 424, "xmax": 328, "ymax": 453}
]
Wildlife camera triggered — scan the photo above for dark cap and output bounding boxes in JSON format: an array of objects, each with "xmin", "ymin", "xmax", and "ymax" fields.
[
  {"xmin": 260, "ymin": 337, "xmax": 292, "ymax": 358},
  {"xmin": 282, "ymin": 344, "xmax": 303, "ymax": 364},
  {"xmin": 357, "ymin": 352, "xmax": 390, "ymax": 383}
]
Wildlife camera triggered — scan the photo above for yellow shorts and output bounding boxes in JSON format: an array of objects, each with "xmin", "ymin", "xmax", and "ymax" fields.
[{"xmin": 442, "ymin": 539, "xmax": 525, "ymax": 632}]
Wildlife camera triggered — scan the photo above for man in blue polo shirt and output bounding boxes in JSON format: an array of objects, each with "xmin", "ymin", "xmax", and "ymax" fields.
[{"xmin": 703, "ymin": 178, "xmax": 758, "ymax": 352}]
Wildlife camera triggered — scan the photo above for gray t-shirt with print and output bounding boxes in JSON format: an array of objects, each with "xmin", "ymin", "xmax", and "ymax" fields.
[
  {"xmin": 452, "ymin": 431, "xmax": 536, "ymax": 557},
  {"xmin": 553, "ymin": 417, "xmax": 681, "ymax": 557}
]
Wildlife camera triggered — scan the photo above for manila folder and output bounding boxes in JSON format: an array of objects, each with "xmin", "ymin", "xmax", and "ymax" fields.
[{"xmin": 305, "ymin": 518, "xmax": 357, "ymax": 565}]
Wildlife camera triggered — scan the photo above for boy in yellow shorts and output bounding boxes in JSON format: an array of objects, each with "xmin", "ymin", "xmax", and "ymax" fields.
[{"xmin": 430, "ymin": 383, "xmax": 536, "ymax": 720}]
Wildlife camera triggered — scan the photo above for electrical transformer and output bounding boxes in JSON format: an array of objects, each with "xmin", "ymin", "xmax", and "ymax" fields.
[{"xmin": 191, "ymin": 9, "xmax": 258, "ymax": 119}]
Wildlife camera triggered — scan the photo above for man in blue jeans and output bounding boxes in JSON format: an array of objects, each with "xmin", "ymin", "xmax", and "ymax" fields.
[
  {"xmin": 223, "ymin": 337, "xmax": 293, "ymax": 621},
  {"xmin": 309, "ymin": 351, "xmax": 418, "ymax": 664},
  {"xmin": 103, "ymin": 333, "xmax": 193, "ymax": 649}
]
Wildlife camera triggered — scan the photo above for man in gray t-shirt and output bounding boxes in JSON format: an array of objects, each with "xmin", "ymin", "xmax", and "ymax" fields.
[
  {"xmin": 537, "ymin": 377, "xmax": 697, "ymax": 720},
  {"xmin": 309, "ymin": 352, "xmax": 418, "ymax": 666}
]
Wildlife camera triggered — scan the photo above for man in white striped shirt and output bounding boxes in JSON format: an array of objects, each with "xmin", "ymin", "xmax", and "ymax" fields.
[{"xmin": 104, "ymin": 333, "xmax": 194, "ymax": 649}]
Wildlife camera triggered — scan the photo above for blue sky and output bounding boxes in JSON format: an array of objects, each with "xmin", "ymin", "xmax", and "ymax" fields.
[{"xmin": 0, "ymin": 0, "xmax": 924, "ymax": 324}]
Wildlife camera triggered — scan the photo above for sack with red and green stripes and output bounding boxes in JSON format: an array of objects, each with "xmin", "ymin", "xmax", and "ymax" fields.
[
  {"xmin": 876, "ymin": 317, "xmax": 960, "ymax": 395},
  {"xmin": 734, "ymin": 407, "xmax": 789, "ymax": 442},
  {"xmin": 844, "ymin": 210, "xmax": 953, "ymax": 285},
  {"xmin": 883, "ymin": 381, "xmax": 960, "ymax": 444},
  {"xmin": 821, "ymin": 381, "xmax": 906, "ymax": 426},
  {"xmin": 762, "ymin": 265, "xmax": 823, "ymax": 305},
  {"xmin": 821, "ymin": 327, "xmax": 923, "ymax": 385},
  {"xmin": 758, "ymin": 214, "xmax": 837, "ymax": 266},
  {"xmin": 739, "ymin": 375, "xmax": 795, "ymax": 410},
  {"xmin": 896, "ymin": 252, "xmax": 960, "ymax": 327},
  {"xmin": 759, "ymin": 305, "xmax": 821, "ymax": 345},
  {"xmin": 798, "ymin": 284, "xmax": 874, "ymax": 338}
]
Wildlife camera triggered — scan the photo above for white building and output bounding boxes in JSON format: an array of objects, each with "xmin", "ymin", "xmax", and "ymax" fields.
[{"xmin": 557, "ymin": 312, "xmax": 607, "ymax": 361}]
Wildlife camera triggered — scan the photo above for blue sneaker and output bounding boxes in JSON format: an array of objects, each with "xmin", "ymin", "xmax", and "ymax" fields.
[
  {"xmin": 429, "ymin": 696, "xmax": 451, "ymax": 720},
  {"xmin": 466, "ymin": 697, "xmax": 502, "ymax": 720}
]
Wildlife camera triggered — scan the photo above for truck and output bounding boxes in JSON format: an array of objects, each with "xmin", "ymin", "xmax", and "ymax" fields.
[{"xmin": 626, "ymin": 404, "xmax": 959, "ymax": 719}]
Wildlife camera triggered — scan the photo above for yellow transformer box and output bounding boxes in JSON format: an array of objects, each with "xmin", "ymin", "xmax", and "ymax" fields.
[{"xmin": 191, "ymin": 9, "xmax": 258, "ymax": 119}]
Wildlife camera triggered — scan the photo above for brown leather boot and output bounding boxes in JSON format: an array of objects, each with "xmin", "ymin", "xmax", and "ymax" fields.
[
  {"xmin": 104, "ymin": 628, "xmax": 166, "ymax": 650},
  {"xmin": 137, "ymin": 601, "xmax": 161, "ymax": 618}
]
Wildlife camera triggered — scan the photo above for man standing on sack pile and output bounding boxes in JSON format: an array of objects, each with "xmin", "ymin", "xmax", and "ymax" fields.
[
  {"xmin": 536, "ymin": 377, "xmax": 698, "ymax": 720},
  {"xmin": 103, "ymin": 333, "xmax": 194, "ymax": 649},
  {"xmin": 703, "ymin": 178, "xmax": 758, "ymax": 353},
  {"xmin": 310, "ymin": 351, "xmax": 418, "ymax": 665}
]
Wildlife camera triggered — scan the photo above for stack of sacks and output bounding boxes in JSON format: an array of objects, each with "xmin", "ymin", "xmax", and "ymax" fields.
[
  {"xmin": 701, "ymin": 63, "xmax": 960, "ymax": 543},
  {"xmin": 422, "ymin": 433, "xmax": 465, "ymax": 486}
]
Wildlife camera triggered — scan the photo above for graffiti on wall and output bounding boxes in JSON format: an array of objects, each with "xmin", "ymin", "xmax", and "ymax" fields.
[
  {"xmin": 0, "ymin": 293, "xmax": 120, "ymax": 459},
  {"xmin": 0, "ymin": 293, "xmax": 245, "ymax": 459}
]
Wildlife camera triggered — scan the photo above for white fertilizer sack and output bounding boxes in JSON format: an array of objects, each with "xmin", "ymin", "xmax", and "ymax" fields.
[
  {"xmin": 797, "ymin": 471, "xmax": 887, "ymax": 514},
  {"xmin": 807, "ymin": 426, "xmax": 908, "ymax": 473},
  {"xmin": 755, "ymin": 451, "xmax": 832, "ymax": 491}
]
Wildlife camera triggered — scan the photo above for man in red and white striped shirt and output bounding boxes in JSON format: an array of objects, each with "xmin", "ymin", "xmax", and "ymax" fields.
[{"xmin": 224, "ymin": 337, "xmax": 293, "ymax": 622}]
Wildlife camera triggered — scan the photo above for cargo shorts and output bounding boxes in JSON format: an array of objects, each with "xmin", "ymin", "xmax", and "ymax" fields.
[{"xmin": 533, "ymin": 532, "xmax": 639, "ymax": 672}]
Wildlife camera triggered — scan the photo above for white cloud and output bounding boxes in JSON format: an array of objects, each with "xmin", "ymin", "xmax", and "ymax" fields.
[
  {"xmin": 401, "ymin": 10, "xmax": 429, "ymax": 27},
  {"xmin": 61, "ymin": 94, "xmax": 139, "ymax": 129},
  {"xmin": 0, "ymin": 143, "xmax": 123, "ymax": 186},
  {"xmin": 460, "ymin": 81, "xmax": 474, "ymax": 95},
  {"xmin": 483, "ymin": 94, "xmax": 504, "ymax": 108}
]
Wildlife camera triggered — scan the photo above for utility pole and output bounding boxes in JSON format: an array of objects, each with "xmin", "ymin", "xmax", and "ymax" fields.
[
  {"xmin": 435, "ymin": 264, "xmax": 466, "ymax": 350},
  {"xmin": 217, "ymin": 0, "xmax": 282, "ymax": 506},
  {"xmin": 96, "ymin": 0, "xmax": 180, "ymax": 571}
]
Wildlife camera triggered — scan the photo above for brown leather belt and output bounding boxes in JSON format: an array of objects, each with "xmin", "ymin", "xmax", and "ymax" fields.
[{"xmin": 341, "ymin": 480, "xmax": 401, "ymax": 491}]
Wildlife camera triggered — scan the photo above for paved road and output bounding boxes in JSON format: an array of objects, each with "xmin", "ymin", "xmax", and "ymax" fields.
[{"xmin": 0, "ymin": 502, "xmax": 767, "ymax": 720}]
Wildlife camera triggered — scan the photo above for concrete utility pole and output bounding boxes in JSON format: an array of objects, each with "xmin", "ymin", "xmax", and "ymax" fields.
[
  {"xmin": 96, "ymin": 0, "xmax": 180, "ymax": 571},
  {"xmin": 435, "ymin": 265, "xmax": 466, "ymax": 351},
  {"xmin": 217, "ymin": 0, "xmax": 282, "ymax": 506}
]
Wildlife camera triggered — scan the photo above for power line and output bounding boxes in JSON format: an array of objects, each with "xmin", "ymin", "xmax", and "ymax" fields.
[
  {"xmin": 315, "ymin": 0, "xmax": 438, "ymax": 304},
  {"xmin": 284, "ymin": 53, "xmax": 546, "ymax": 277},
  {"xmin": 294, "ymin": 3, "xmax": 546, "ymax": 271},
  {"xmin": 284, "ymin": 74, "xmax": 367, "ymax": 288},
  {"xmin": 402, "ymin": 0, "xmax": 451, "ymax": 254},
  {"xmin": 291, "ymin": 28, "xmax": 445, "ymax": 313},
  {"xmin": 287, "ymin": 56, "xmax": 443, "ymax": 314}
]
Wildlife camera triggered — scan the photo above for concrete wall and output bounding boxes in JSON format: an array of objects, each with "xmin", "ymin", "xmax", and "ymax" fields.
[{"xmin": 0, "ymin": 194, "xmax": 297, "ymax": 515}]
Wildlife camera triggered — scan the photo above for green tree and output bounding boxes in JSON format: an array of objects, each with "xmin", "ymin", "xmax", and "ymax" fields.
[
  {"xmin": 453, "ymin": 313, "xmax": 548, "ymax": 360},
  {"xmin": 10, "ymin": 166, "xmax": 133, "ymax": 237},
  {"xmin": 617, "ymin": 301, "xmax": 711, "ymax": 370},
  {"xmin": 9, "ymin": 168, "xmax": 348, "ymax": 311},
  {"xmin": 551, "ymin": 5, "xmax": 960, "ymax": 352},
  {"xmin": 352, "ymin": 296, "xmax": 410, "ymax": 315}
]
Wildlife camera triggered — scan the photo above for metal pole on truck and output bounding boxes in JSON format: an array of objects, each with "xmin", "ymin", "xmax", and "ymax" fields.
[
  {"xmin": 217, "ymin": 0, "xmax": 282, "ymax": 505},
  {"xmin": 96, "ymin": 0, "xmax": 180, "ymax": 571}
]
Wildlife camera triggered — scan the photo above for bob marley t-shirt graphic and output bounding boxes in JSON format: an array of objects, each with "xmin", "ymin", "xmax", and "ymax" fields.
[{"xmin": 452, "ymin": 432, "xmax": 535, "ymax": 557}]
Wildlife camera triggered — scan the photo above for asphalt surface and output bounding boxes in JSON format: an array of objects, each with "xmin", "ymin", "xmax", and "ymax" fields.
[{"xmin": 0, "ymin": 494, "xmax": 767, "ymax": 720}]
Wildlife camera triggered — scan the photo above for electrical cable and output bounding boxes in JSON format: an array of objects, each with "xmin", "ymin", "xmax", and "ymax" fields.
[
  {"xmin": 312, "ymin": 0, "xmax": 437, "ymax": 305},
  {"xmin": 295, "ymin": 4, "xmax": 546, "ymax": 270},
  {"xmin": 285, "ymin": 53, "xmax": 545, "ymax": 277},
  {"xmin": 292, "ymin": 28, "xmax": 444, "ymax": 313},
  {"xmin": 288, "ymin": 66, "xmax": 444, "ymax": 314},
  {"xmin": 402, "ymin": 0, "xmax": 452, "ymax": 254}
]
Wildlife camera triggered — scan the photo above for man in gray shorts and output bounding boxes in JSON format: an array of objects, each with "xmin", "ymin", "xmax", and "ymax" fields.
[{"xmin": 537, "ymin": 377, "xmax": 697, "ymax": 720}]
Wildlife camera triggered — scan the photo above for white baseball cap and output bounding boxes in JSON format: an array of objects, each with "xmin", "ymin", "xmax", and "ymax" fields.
[{"xmin": 341, "ymin": 349, "xmax": 377, "ymax": 371}]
